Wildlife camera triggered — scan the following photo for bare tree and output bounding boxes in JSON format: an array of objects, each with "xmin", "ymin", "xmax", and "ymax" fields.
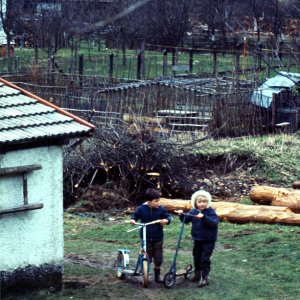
[
  {"xmin": 0, "ymin": 0, "xmax": 18, "ymax": 72},
  {"xmin": 143, "ymin": 0, "xmax": 193, "ymax": 47},
  {"xmin": 104, "ymin": 0, "xmax": 145, "ymax": 66},
  {"xmin": 193, "ymin": 0, "xmax": 242, "ymax": 45},
  {"xmin": 243, "ymin": 0, "xmax": 273, "ymax": 42}
]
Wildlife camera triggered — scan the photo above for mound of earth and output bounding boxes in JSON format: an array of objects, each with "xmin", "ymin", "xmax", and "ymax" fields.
[{"xmin": 69, "ymin": 186, "xmax": 130, "ymax": 213}]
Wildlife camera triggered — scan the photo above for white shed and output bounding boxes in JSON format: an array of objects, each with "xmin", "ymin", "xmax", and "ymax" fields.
[{"xmin": 0, "ymin": 78, "xmax": 95, "ymax": 294}]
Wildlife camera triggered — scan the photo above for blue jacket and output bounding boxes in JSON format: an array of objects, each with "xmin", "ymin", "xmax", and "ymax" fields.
[
  {"xmin": 180, "ymin": 207, "xmax": 218, "ymax": 241},
  {"xmin": 131, "ymin": 203, "xmax": 171, "ymax": 241}
]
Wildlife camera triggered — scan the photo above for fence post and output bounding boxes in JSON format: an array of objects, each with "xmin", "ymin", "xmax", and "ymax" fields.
[
  {"xmin": 163, "ymin": 49, "xmax": 168, "ymax": 77},
  {"xmin": 34, "ymin": 43, "xmax": 38, "ymax": 66},
  {"xmin": 266, "ymin": 55, "xmax": 270, "ymax": 79},
  {"xmin": 109, "ymin": 53, "xmax": 114, "ymax": 78},
  {"xmin": 235, "ymin": 44, "xmax": 241, "ymax": 91},
  {"xmin": 189, "ymin": 49, "xmax": 194, "ymax": 73},
  {"xmin": 257, "ymin": 42, "xmax": 262, "ymax": 69},
  {"xmin": 47, "ymin": 54, "xmax": 55, "ymax": 85},
  {"xmin": 172, "ymin": 48, "xmax": 176, "ymax": 66},
  {"xmin": 137, "ymin": 52, "xmax": 141, "ymax": 80},
  {"xmin": 172, "ymin": 48, "xmax": 177, "ymax": 77},
  {"xmin": 48, "ymin": 55, "xmax": 55, "ymax": 73},
  {"xmin": 79, "ymin": 54, "xmax": 84, "ymax": 88},
  {"xmin": 278, "ymin": 41, "xmax": 283, "ymax": 62},
  {"xmin": 272, "ymin": 93, "xmax": 276, "ymax": 133},
  {"xmin": 212, "ymin": 43, "xmax": 217, "ymax": 77},
  {"xmin": 74, "ymin": 41, "xmax": 78, "ymax": 75},
  {"xmin": 141, "ymin": 41, "xmax": 145, "ymax": 80}
]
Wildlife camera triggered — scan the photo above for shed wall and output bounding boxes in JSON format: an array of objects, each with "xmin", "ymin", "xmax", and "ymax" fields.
[{"xmin": 0, "ymin": 146, "xmax": 64, "ymax": 292}]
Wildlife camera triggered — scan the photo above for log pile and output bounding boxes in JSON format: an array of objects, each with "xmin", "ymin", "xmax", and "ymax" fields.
[
  {"xmin": 249, "ymin": 186, "xmax": 300, "ymax": 213},
  {"xmin": 160, "ymin": 198, "xmax": 300, "ymax": 226}
]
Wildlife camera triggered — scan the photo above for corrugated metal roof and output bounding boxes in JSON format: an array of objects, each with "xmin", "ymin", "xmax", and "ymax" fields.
[
  {"xmin": 0, "ymin": 78, "xmax": 95, "ymax": 146},
  {"xmin": 251, "ymin": 72, "xmax": 300, "ymax": 108}
]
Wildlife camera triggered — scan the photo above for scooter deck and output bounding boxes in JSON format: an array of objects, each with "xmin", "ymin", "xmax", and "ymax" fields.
[
  {"xmin": 176, "ymin": 269, "xmax": 189, "ymax": 276},
  {"xmin": 122, "ymin": 269, "xmax": 137, "ymax": 275}
]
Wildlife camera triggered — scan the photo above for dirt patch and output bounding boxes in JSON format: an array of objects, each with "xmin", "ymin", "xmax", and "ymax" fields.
[
  {"xmin": 65, "ymin": 253, "xmax": 116, "ymax": 270},
  {"xmin": 64, "ymin": 279, "xmax": 90, "ymax": 289},
  {"xmin": 64, "ymin": 251, "xmax": 178, "ymax": 298},
  {"xmin": 215, "ymin": 243, "xmax": 234, "ymax": 251}
]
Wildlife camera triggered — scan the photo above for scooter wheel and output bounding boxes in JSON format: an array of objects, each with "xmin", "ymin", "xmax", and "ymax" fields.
[
  {"xmin": 117, "ymin": 253, "xmax": 125, "ymax": 279},
  {"xmin": 184, "ymin": 264, "xmax": 193, "ymax": 280},
  {"xmin": 142, "ymin": 259, "xmax": 149, "ymax": 288},
  {"xmin": 164, "ymin": 272, "xmax": 175, "ymax": 288}
]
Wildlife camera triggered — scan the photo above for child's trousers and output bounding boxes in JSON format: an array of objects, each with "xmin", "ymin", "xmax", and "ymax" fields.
[
  {"xmin": 146, "ymin": 240, "xmax": 163, "ymax": 267},
  {"xmin": 193, "ymin": 240, "xmax": 215, "ymax": 278}
]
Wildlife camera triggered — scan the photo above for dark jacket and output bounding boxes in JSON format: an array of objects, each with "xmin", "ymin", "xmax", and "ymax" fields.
[
  {"xmin": 131, "ymin": 203, "xmax": 171, "ymax": 241},
  {"xmin": 180, "ymin": 207, "xmax": 218, "ymax": 241}
]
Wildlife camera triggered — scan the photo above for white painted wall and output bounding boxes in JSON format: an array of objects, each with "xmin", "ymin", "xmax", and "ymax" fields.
[{"xmin": 0, "ymin": 146, "xmax": 64, "ymax": 271}]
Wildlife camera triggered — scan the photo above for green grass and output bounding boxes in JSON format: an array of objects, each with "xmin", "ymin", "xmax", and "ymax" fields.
[
  {"xmin": 194, "ymin": 134, "xmax": 300, "ymax": 185},
  {"xmin": 7, "ymin": 213, "xmax": 300, "ymax": 300},
  {"xmin": 10, "ymin": 43, "xmax": 298, "ymax": 80}
]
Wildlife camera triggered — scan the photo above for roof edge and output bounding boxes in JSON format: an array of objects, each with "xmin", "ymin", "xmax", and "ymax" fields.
[{"xmin": 0, "ymin": 77, "xmax": 96, "ymax": 130}]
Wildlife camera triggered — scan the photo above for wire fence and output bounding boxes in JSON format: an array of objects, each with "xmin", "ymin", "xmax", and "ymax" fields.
[
  {"xmin": 1, "ymin": 41, "xmax": 299, "ymax": 82},
  {"xmin": 2, "ymin": 41, "xmax": 300, "ymax": 143}
]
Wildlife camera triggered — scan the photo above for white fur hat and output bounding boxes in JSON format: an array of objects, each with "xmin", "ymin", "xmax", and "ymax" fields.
[{"xmin": 191, "ymin": 190, "xmax": 212, "ymax": 209}]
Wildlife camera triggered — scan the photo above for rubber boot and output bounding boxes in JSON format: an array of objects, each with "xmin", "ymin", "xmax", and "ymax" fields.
[
  {"xmin": 197, "ymin": 275, "xmax": 209, "ymax": 288},
  {"xmin": 193, "ymin": 255, "xmax": 201, "ymax": 282},
  {"xmin": 154, "ymin": 268, "xmax": 164, "ymax": 283},
  {"xmin": 192, "ymin": 270, "xmax": 201, "ymax": 282}
]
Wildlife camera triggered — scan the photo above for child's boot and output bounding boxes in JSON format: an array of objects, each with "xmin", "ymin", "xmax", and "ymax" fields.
[
  {"xmin": 192, "ymin": 270, "xmax": 201, "ymax": 282},
  {"xmin": 154, "ymin": 268, "xmax": 164, "ymax": 283},
  {"xmin": 197, "ymin": 275, "xmax": 209, "ymax": 288}
]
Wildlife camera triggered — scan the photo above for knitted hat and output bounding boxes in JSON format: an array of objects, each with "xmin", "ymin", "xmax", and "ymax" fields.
[{"xmin": 191, "ymin": 190, "xmax": 212, "ymax": 209}]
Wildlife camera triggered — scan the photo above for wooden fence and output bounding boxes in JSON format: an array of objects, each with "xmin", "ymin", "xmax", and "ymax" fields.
[
  {"xmin": 8, "ymin": 72, "xmax": 272, "ymax": 139},
  {"xmin": 2, "ymin": 39, "xmax": 298, "ymax": 82},
  {"xmin": 273, "ymin": 90, "xmax": 300, "ymax": 132}
]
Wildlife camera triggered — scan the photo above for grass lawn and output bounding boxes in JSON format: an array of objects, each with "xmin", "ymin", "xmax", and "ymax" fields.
[
  {"xmin": 10, "ymin": 44, "xmax": 298, "ymax": 81},
  {"xmin": 6, "ymin": 212, "xmax": 300, "ymax": 300}
]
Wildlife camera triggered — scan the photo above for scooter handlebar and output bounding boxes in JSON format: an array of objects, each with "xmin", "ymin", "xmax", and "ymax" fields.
[
  {"xmin": 126, "ymin": 219, "xmax": 162, "ymax": 232},
  {"xmin": 175, "ymin": 211, "xmax": 202, "ymax": 217}
]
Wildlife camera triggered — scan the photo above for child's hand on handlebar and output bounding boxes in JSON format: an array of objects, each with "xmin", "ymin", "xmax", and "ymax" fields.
[
  {"xmin": 130, "ymin": 219, "xmax": 136, "ymax": 225},
  {"xmin": 174, "ymin": 210, "xmax": 183, "ymax": 215},
  {"xmin": 196, "ymin": 213, "xmax": 204, "ymax": 219},
  {"xmin": 160, "ymin": 219, "xmax": 169, "ymax": 225}
]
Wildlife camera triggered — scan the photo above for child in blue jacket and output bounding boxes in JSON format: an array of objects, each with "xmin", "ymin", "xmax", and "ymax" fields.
[
  {"xmin": 175, "ymin": 190, "xmax": 218, "ymax": 287},
  {"xmin": 130, "ymin": 188, "xmax": 171, "ymax": 283}
]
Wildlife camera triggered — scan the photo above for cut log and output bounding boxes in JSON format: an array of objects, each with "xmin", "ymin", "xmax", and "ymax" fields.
[
  {"xmin": 249, "ymin": 186, "xmax": 300, "ymax": 213},
  {"xmin": 160, "ymin": 198, "xmax": 300, "ymax": 226},
  {"xmin": 292, "ymin": 180, "xmax": 300, "ymax": 189},
  {"xmin": 123, "ymin": 113, "xmax": 166, "ymax": 125}
]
